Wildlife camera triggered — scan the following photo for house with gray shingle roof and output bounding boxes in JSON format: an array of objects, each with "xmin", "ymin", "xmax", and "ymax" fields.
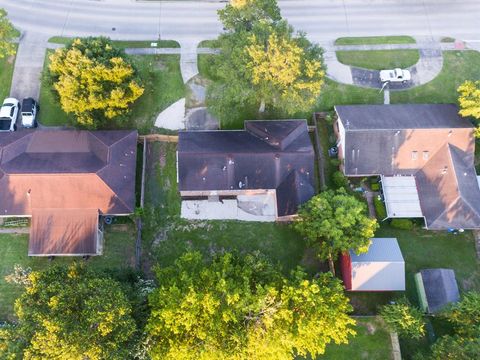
[
  {"xmin": 177, "ymin": 120, "xmax": 315, "ymax": 221},
  {"xmin": 333, "ymin": 104, "xmax": 480, "ymax": 230}
]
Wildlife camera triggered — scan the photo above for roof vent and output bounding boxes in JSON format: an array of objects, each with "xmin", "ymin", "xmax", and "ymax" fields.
[
  {"xmin": 238, "ymin": 181, "xmax": 244, "ymax": 189},
  {"xmin": 442, "ymin": 166, "xmax": 448, "ymax": 175},
  {"xmin": 228, "ymin": 159, "xmax": 234, "ymax": 165},
  {"xmin": 395, "ymin": 130, "xmax": 400, "ymax": 136},
  {"xmin": 222, "ymin": 166, "xmax": 227, "ymax": 171}
]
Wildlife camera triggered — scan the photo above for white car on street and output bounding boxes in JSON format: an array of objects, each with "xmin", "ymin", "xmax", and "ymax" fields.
[
  {"xmin": 0, "ymin": 98, "xmax": 19, "ymax": 132},
  {"xmin": 380, "ymin": 68, "xmax": 411, "ymax": 83}
]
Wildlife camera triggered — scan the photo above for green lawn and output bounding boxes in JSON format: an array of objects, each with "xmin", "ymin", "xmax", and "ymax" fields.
[
  {"xmin": 318, "ymin": 317, "xmax": 392, "ymax": 360},
  {"xmin": 336, "ymin": 50, "xmax": 420, "ymax": 70},
  {"xmin": 0, "ymin": 47, "xmax": 17, "ymax": 101},
  {"xmin": 0, "ymin": 228, "xmax": 136, "ymax": 321},
  {"xmin": 38, "ymin": 53, "xmax": 184, "ymax": 133},
  {"xmin": 48, "ymin": 36, "xmax": 180, "ymax": 48},
  {"xmin": 335, "ymin": 36, "xmax": 416, "ymax": 45},
  {"xmin": 142, "ymin": 142, "xmax": 312, "ymax": 275},
  {"xmin": 391, "ymin": 51, "xmax": 480, "ymax": 103}
]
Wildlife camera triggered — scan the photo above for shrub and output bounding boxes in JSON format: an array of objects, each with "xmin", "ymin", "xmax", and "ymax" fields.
[
  {"xmin": 373, "ymin": 196, "xmax": 387, "ymax": 220},
  {"xmin": 369, "ymin": 176, "xmax": 379, "ymax": 185},
  {"xmin": 371, "ymin": 183, "xmax": 380, "ymax": 191},
  {"xmin": 390, "ymin": 218, "xmax": 414, "ymax": 230},
  {"xmin": 332, "ymin": 171, "xmax": 348, "ymax": 189},
  {"xmin": 380, "ymin": 297, "xmax": 426, "ymax": 339},
  {"xmin": 330, "ymin": 158, "xmax": 341, "ymax": 168}
]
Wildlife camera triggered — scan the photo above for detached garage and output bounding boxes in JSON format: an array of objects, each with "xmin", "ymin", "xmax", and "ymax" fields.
[{"xmin": 341, "ymin": 238, "xmax": 405, "ymax": 291}]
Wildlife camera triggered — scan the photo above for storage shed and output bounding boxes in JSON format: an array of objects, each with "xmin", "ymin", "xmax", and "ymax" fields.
[
  {"xmin": 341, "ymin": 238, "xmax": 405, "ymax": 291},
  {"xmin": 415, "ymin": 268, "xmax": 460, "ymax": 314}
]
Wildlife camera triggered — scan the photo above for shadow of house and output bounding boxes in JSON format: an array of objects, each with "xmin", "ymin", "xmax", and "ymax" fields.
[
  {"xmin": 333, "ymin": 104, "xmax": 480, "ymax": 229},
  {"xmin": 0, "ymin": 129, "xmax": 138, "ymax": 256}
]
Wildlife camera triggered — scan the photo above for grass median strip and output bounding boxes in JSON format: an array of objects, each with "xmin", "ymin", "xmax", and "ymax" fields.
[
  {"xmin": 335, "ymin": 36, "xmax": 416, "ymax": 46},
  {"xmin": 336, "ymin": 49, "xmax": 420, "ymax": 70}
]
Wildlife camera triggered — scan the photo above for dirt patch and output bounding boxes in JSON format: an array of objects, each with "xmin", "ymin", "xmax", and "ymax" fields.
[
  {"xmin": 365, "ymin": 321, "xmax": 377, "ymax": 334},
  {"xmin": 7, "ymin": 55, "xmax": 15, "ymax": 64},
  {"xmin": 154, "ymin": 59, "xmax": 167, "ymax": 70}
]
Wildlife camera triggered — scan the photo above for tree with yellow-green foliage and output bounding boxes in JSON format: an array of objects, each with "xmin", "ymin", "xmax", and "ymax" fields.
[
  {"xmin": 48, "ymin": 37, "xmax": 144, "ymax": 128},
  {"xmin": 0, "ymin": 8, "xmax": 17, "ymax": 58},
  {"xmin": 208, "ymin": 1, "xmax": 324, "ymax": 126},
  {"xmin": 0, "ymin": 263, "xmax": 136, "ymax": 360},
  {"xmin": 458, "ymin": 80, "xmax": 480, "ymax": 136},
  {"xmin": 146, "ymin": 251, "xmax": 355, "ymax": 360}
]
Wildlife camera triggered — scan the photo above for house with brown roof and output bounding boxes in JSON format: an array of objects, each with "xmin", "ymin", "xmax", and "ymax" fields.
[
  {"xmin": 334, "ymin": 104, "xmax": 480, "ymax": 230},
  {"xmin": 177, "ymin": 120, "xmax": 315, "ymax": 221},
  {"xmin": 0, "ymin": 129, "xmax": 137, "ymax": 256}
]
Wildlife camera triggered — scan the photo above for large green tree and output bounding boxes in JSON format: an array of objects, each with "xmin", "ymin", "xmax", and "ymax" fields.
[
  {"xmin": 293, "ymin": 188, "xmax": 378, "ymax": 274},
  {"xmin": 146, "ymin": 251, "xmax": 355, "ymax": 360},
  {"xmin": 208, "ymin": 1, "xmax": 324, "ymax": 126},
  {"xmin": 458, "ymin": 80, "xmax": 480, "ymax": 136},
  {"xmin": 428, "ymin": 291, "xmax": 480, "ymax": 359},
  {"xmin": 48, "ymin": 37, "xmax": 144, "ymax": 128},
  {"xmin": 218, "ymin": 0, "xmax": 281, "ymax": 32},
  {"xmin": 0, "ymin": 9, "xmax": 16, "ymax": 59},
  {"xmin": 0, "ymin": 263, "xmax": 136, "ymax": 360}
]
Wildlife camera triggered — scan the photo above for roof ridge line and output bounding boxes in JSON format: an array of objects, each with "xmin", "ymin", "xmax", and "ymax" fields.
[{"xmin": 95, "ymin": 173, "xmax": 133, "ymax": 213}]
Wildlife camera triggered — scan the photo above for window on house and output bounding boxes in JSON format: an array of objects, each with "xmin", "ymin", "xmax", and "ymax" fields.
[
  {"xmin": 411, "ymin": 151, "xmax": 418, "ymax": 160},
  {"xmin": 423, "ymin": 151, "xmax": 429, "ymax": 160}
]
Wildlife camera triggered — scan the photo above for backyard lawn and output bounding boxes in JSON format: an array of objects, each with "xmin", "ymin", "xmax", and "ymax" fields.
[
  {"xmin": 0, "ymin": 228, "xmax": 136, "ymax": 321},
  {"xmin": 336, "ymin": 49, "xmax": 420, "ymax": 70},
  {"xmin": 318, "ymin": 317, "xmax": 393, "ymax": 360},
  {"xmin": 335, "ymin": 36, "xmax": 416, "ymax": 45},
  {"xmin": 141, "ymin": 142, "xmax": 313, "ymax": 275},
  {"xmin": 38, "ymin": 52, "xmax": 184, "ymax": 133},
  {"xmin": 0, "ymin": 47, "xmax": 17, "ymax": 101}
]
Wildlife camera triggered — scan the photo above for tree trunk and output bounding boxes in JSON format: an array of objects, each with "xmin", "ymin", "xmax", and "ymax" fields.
[
  {"xmin": 258, "ymin": 99, "xmax": 266, "ymax": 114},
  {"xmin": 328, "ymin": 252, "xmax": 335, "ymax": 276}
]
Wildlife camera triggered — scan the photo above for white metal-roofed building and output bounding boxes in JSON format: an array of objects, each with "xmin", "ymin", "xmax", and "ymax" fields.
[
  {"xmin": 341, "ymin": 238, "xmax": 405, "ymax": 291},
  {"xmin": 381, "ymin": 176, "xmax": 424, "ymax": 219}
]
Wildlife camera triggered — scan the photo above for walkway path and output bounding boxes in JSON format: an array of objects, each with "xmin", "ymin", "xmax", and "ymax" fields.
[
  {"xmin": 323, "ymin": 36, "xmax": 446, "ymax": 89},
  {"xmin": 10, "ymin": 32, "xmax": 50, "ymax": 100}
]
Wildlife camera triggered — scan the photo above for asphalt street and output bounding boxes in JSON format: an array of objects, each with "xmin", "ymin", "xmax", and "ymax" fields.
[{"xmin": 1, "ymin": 0, "xmax": 479, "ymax": 42}]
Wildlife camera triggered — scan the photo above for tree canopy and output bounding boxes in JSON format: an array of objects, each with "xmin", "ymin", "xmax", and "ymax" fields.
[
  {"xmin": 0, "ymin": 263, "xmax": 136, "ymax": 360},
  {"xmin": 380, "ymin": 297, "xmax": 425, "ymax": 339},
  {"xmin": 458, "ymin": 80, "xmax": 480, "ymax": 136},
  {"xmin": 428, "ymin": 291, "xmax": 480, "ymax": 359},
  {"xmin": 293, "ymin": 188, "xmax": 378, "ymax": 274},
  {"xmin": 218, "ymin": 0, "xmax": 281, "ymax": 32},
  {"xmin": 146, "ymin": 251, "xmax": 355, "ymax": 360},
  {"xmin": 48, "ymin": 37, "xmax": 144, "ymax": 128},
  {"xmin": 0, "ymin": 8, "xmax": 16, "ymax": 59},
  {"xmin": 208, "ymin": 1, "xmax": 324, "ymax": 126}
]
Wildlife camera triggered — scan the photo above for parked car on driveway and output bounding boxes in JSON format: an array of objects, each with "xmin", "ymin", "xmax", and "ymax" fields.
[
  {"xmin": 379, "ymin": 68, "xmax": 411, "ymax": 83},
  {"xmin": 21, "ymin": 98, "xmax": 39, "ymax": 128},
  {"xmin": 0, "ymin": 97, "xmax": 19, "ymax": 132}
]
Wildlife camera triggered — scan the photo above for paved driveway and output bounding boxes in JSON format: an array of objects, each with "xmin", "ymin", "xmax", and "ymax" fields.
[{"xmin": 9, "ymin": 32, "xmax": 49, "ymax": 100}]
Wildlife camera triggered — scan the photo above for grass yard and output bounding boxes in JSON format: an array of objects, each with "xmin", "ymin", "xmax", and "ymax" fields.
[
  {"xmin": 335, "ymin": 36, "xmax": 416, "ymax": 45},
  {"xmin": 0, "ymin": 228, "xmax": 136, "ymax": 321},
  {"xmin": 318, "ymin": 317, "xmax": 393, "ymax": 360},
  {"xmin": 38, "ymin": 52, "xmax": 184, "ymax": 132},
  {"xmin": 141, "ymin": 142, "xmax": 312, "ymax": 276},
  {"xmin": 48, "ymin": 36, "xmax": 180, "ymax": 48},
  {"xmin": 391, "ymin": 50, "xmax": 480, "ymax": 103},
  {"xmin": 126, "ymin": 54, "xmax": 184, "ymax": 133},
  {"xmin": 0, "ymin": 47, "xmax": 17, "ymax": 101},
  {"xmin": 336, "ymin": 49, "xmax": 420, "ymax": 70}
]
